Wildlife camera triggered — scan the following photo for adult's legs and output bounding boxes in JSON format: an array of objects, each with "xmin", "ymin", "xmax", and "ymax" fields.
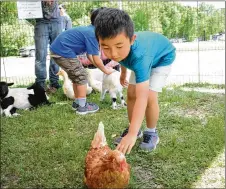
[
  {"xmin": 49, "ymin": 21, "xmax": 62, "ymax": 88},
  {"xmin": 34, "ymin": 23, "xmax": 49, "ymax": 88}
]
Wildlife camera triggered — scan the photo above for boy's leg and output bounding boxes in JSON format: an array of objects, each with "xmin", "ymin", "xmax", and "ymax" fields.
[
  {"xmin": 51, "ymin": 54, "xmax": 99, "ymax": 114},
  {"xmin": 140, "ymin": 65, "xmax": 172, "ymax": 151},
  {"xmin": 72, "ymin": 83, "xmax": 87, "ymax": 109},
  {"xmin": 73, "ymin": 83, "xmax": 86, "ymax": 98},
  {"xmin": 145, "ymin": 91, "xmax": 159, "ymax": 129},
  {"xmin": 68, "ymin": 58, "xmax": 90, "ymax": 111}
]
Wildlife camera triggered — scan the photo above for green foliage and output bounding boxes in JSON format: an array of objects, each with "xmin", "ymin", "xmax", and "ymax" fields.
[
  {"xmin": 181, "ymin": 7, "xmax": 198, "ymax": 41},
  {"xmin": 159, "ymin": 2, "xmax": 182, "ymax": 38},
  {"xmin": 65, "ymin": 1, "xmax": 118, "ymax": 27},
  {"xmin": 0, "ymin": 1, "xmax": 225, "ymax": 56},
  {"xmin": 197, "ymin": 3, "xmax": 225, "ymax": 41},
  {"xmin": 133, "ymin": 8, "xmax": 149, "ymax": 31},
  {"xmin": 0, "ymin": 2, "xmax": 17, "ymax": 25},
  {"xmin": 0, "ymin": 20, "xmax": 34, "ymax": 57}
]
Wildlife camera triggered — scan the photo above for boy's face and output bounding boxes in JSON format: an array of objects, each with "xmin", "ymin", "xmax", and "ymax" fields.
[{"xmin": 99, "ymin": 32, "xmax": 136, "ymax": 62}]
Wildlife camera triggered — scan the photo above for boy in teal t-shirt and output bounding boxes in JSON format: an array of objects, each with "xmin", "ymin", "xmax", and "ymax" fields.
[{"xmin": 94, "ymin": 8, "xmax": 176, "ymax": 154}]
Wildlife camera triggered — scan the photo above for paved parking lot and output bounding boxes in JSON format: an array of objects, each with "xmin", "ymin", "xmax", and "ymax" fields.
[{"xmin": 1, "ymin": 42, "xmax": 225, "ymax": 86}]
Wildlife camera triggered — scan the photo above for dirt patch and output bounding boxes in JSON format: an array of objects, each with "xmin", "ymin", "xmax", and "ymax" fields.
[
  {"xmin": 168, "ymin": 107, "xmax": 209, "ymax": 126},
  {"xmin": 133, "ymin": 166, "xmax": 163, "ymax": 188},
  {"xmin": 1, "ymin": 174, "xmax": 20, "ymax": 188},
  {"xmin": 181, "ymin": 87, "xmax": 225, "ymax": 94}
]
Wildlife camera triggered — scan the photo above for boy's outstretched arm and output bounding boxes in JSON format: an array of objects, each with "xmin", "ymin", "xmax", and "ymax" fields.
[
  {"xmin": 116, "ymin": 80, "xmax": 149, "ymax": 154},
  {"xmin": 121, "ymin": 65, "xmax": 127, "ymax": 75},
  {"xmin": 120, "ymin": 65, "xmax": 129, "ymax": 87},
  {"xmin": 86, "ymin": 54, "xmax": 95, "ymax": 64},
  {"xmin": 88, "ymin": 54, "xmax": 114, "ymax": 75}
]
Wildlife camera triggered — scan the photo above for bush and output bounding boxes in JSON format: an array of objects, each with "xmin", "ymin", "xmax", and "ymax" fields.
[{"xmin": 0, "ymin": 20, "xmax": 34, "ymax": 57}]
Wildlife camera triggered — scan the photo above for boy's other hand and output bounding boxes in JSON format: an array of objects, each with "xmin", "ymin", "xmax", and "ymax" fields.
[
  {"xmin": 120, "ymin": 74, "xmax": 129, "ymax": 87},
  {"xmin": 104, "ymin": 67, "xmax": 115, "ymax": 75},
  {"xmin": 116, "ymin": 133, "xmax": 137, "ymax": 154}
]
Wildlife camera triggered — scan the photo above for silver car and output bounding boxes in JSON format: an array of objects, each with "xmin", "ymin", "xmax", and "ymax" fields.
[
  {"xmin": 19, "ymin": 45, "xmax": 50, "ymax": 57},
  {"xmin": 19, "ymin": 45, "xmax": 35, "ymax": 57}
]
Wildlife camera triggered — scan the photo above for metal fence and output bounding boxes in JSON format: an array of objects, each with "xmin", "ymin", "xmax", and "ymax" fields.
[{"xmin": 0, "ymin": 1, "xmax": 225, "ymax": 86}]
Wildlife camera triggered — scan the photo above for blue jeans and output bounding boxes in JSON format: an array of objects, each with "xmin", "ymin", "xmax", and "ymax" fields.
[{"xmin": 34, "ymin": 21, "xmax": 62, "ymax": 88}]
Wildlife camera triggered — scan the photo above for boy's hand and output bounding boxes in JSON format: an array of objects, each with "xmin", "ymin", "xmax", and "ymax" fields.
[
  {"xmin": 120, "ymin": 74, "xmax": 129, "ymax": 87},
  {"xmin": 116, "ymin": 133, "xmax": 137, "ymax": 154},
  {"xmin": 104, "ymin": 67, "xmax": 115, "ymax": 75}
]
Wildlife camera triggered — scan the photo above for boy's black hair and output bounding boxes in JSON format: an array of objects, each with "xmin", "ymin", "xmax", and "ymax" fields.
[
  {"xmin": 94, "ymin": 8, "xmax": 134, "ymax": 41},
  {"xmin": 90, "ymin": 7, "xmax": 106, "ymax": 25}
]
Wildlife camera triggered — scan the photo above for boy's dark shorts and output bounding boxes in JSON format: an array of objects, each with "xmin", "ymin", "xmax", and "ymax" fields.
[{"xmin": 51, "ymin": 52, "xmax": 88, "ymax": 85}]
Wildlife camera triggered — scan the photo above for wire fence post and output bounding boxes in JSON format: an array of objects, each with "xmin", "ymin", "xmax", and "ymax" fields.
[
  {"xmin": 2, "ymin": 57, "xmax": 8, "ymax": 82},
  {"xmin": 118, "ymin": 0, "xmax": 122, "ymax": 10},
  {"xmin": 197, "ymin": 1, "xmax": 201, "ymax": 83}
]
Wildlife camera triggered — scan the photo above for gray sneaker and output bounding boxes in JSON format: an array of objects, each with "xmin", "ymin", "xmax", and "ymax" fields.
[
  {"xmin": 76, "ymin": 102, "xmax": 99, "ymax": 115},
  {"xmin": 139, "ymin": 130, "xmax": 159, "ymax": 151},
  {"xmin": 113, "ymin": 127, "xmax": 143, "ymax": 145}
]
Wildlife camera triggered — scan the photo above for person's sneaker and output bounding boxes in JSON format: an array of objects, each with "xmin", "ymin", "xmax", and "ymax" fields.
[
  {"xmin": 46, "ymin": 84, "xmax": 62, "ymax": 94},
  {"xmin": 113, "ymin": 128, "xmax": 143, "ymax": 145},
  {"xmin": 46, "ymin": 86, "xmax": 58, "ymax": 94},
  {"xmin": 72, "ymin": 101, "xmax": 79, "ymax": 110},
  {"xmin": 51, "ymin": 84, "xmax": 62, "ymax": 89},
  {"xmin": 139, "ymin": 130, "xmax": 159, "ymax": 151},
  {"xmin": 76, "ymin": 102, "xmax": 99, "ymax": 115}
]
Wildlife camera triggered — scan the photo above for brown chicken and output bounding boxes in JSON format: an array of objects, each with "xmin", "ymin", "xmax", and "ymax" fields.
[{"xmin": 84, "ymin": 122, "xmax": 130, "ymax": 189}]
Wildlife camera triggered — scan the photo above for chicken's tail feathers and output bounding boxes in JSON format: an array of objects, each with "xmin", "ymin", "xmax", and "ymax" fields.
[{"xmin": 91, "ymin": 122, "xmax": 107, "ymax": 148}]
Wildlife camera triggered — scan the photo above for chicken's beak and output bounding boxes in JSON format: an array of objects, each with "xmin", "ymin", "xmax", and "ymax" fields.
[{"xmin": 113, "ymin": 150, "xmax": 126, "ymax": 162}]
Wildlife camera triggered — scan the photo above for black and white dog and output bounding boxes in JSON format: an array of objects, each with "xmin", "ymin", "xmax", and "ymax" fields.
[{"xmin": 0, "ymin": 82, "xmax": 51, "ymax": 117}]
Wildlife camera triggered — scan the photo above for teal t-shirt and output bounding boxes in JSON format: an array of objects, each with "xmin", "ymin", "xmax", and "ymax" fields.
[{"xmin": 120, "ymin": 31, "xmax": 176, "ymax": 83}]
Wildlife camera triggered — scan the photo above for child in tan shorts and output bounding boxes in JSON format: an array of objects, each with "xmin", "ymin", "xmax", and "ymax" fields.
[{"xmin": 50, "ymin": 7, "xmax": 114, "ymax": 115}]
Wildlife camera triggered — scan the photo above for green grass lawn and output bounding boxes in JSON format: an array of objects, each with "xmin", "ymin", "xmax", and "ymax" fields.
[{"xmin": 1, "ymin": 84, "xmax": 225, "ymax": 188}]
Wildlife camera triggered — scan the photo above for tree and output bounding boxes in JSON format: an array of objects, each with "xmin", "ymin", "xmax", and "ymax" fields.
[
  {"xmin": 0, "ymin": 1, "xmax": 225, "ymax": 56},
  {"xmin": 0, "ymin": 2, "xmax": 17, "ymax": 25}
]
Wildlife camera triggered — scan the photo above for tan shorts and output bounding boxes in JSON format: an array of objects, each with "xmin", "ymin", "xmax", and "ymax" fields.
[
  {"xmin": 51, "ymin": 52, "xmax": 88, "ymax": 85},
  {"xmin": 129, "ymin": 65, "xmax": 172, "ymax": 92}
]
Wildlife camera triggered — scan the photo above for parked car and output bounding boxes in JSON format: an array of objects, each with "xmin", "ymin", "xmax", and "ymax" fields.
[
  {"xmin": 19, "ymin": 45, "xmax": 35, "ymax": 57},
  {"xmin": 170, "ymin": 38, "xmax": 187, "ymax": 43},
  {"xmin": 19, "ymin": 45, "xmax": 50, "ymax": 57},
  {"xmin": 193, "ymin": 37, "xmax": 204, "ymax": 42},
  {"xmin": 212, "ymin": 33, "xmax": 225, "ymax": 41}
]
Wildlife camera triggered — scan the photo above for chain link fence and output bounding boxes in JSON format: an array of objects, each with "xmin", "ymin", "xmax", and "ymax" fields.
[{"xmin": 0, "ymin": 1, "xmax": 225, "ymax": 86}]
